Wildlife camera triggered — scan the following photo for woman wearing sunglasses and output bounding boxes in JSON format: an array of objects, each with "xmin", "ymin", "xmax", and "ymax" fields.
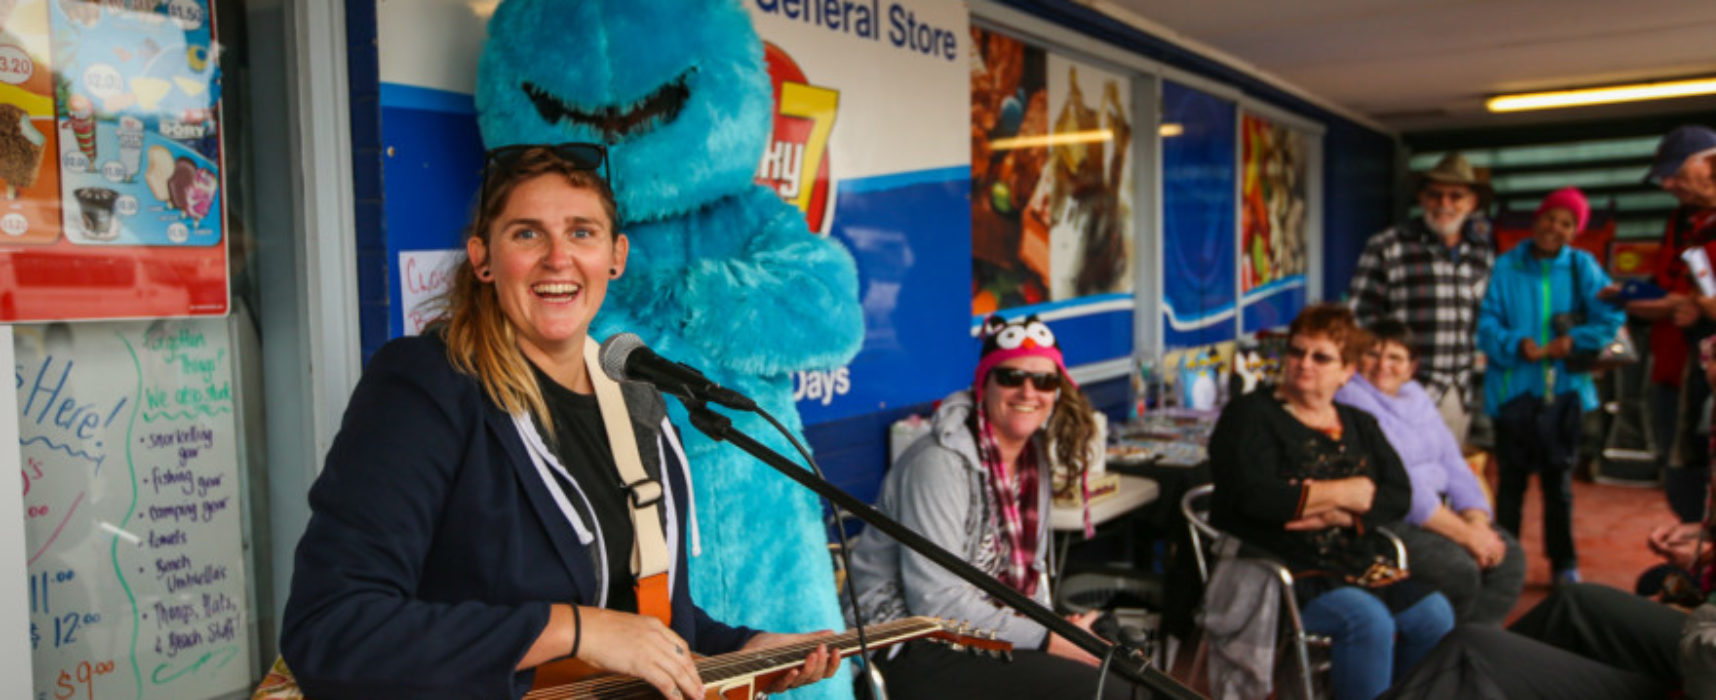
[
  {"xmin": 846, "ymin": 315, "xmax": 1138, "ymax": 699},
  {"xmin": 1209, "ymin": 303, "xmax": 1452, "ymax": 700},
  {"xmin": 276, "ymin": 145, "xmax": 839, "ymax": 700}
]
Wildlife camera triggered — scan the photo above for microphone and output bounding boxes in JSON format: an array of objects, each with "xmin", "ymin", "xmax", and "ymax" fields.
[{"xmin": 599, "ymin": 333, "xmax": 757, "ymax": 411}]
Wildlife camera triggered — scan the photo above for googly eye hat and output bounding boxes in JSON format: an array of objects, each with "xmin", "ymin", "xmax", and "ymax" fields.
[{"xmin": 974, "ymin": 314, "xmax": 1077, "ymax": 400}]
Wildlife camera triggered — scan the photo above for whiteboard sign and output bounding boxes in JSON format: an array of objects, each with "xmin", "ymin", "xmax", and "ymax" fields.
[{"xmin": 17, "ymin": 319, "xmax": 249, "ymax": 700}]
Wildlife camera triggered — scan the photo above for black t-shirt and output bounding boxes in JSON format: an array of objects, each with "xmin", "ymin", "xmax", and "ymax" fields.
[{"xmin": 530, "ymin": 363, "xmax": 638, "ymax": 613}]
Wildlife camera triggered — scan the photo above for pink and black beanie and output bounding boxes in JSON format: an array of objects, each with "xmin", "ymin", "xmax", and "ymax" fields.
[{"xmin": 974, "ymin": 314, "xmax": 1077, "ymax": 399}]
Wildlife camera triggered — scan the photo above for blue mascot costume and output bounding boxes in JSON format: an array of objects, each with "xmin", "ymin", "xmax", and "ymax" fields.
[{"xmin": 476, "ymin": 2, "xmax": 863, "ymax": 698}]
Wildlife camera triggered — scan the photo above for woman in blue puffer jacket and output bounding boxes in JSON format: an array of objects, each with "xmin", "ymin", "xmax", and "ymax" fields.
[{"xmin": 1476, "ymin": 186, "xmax": 1624, "ymax": 584}]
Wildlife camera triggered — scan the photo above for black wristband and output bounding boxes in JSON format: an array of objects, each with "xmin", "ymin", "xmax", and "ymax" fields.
[{"xmin": 568, "ymin": 604, "xmax": 582, "ymax": 659}]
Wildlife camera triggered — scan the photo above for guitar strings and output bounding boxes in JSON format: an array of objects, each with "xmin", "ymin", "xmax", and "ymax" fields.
[{"xmin": 530, "ymin": 619, "xmax": 933, "ymax": 699}]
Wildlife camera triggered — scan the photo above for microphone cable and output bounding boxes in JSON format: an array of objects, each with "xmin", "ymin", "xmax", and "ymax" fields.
[{"xmin": 752, "ymin": 404, "xmax": 879, "ymax": 699}]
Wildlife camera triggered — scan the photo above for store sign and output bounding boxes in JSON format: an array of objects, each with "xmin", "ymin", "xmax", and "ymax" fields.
[
  {"xmin": 746, "ymin": 0, "xmax": 971, "ymax": 423},
  {"xmin": 756, "ymin": 43, "xmax": 838, "ymax": 233},
  {"xmin": 0, "ymin": 0, "xmax": 228, "ymax": 322}
]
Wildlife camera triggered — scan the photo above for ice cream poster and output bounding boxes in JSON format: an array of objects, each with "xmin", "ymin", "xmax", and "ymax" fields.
[
  {"xmin": 51, "ymin": 0, "xmax": 222, "ymax": 248},
  {"xmin": 0, "ymin": 0, "xmax": 228, "ymax": 322},
  {"xmin": 970, "ymin": 27, "xmax": 1134, "ymax": 315},
  {"xmin": 0, "ymin": 0, "xmax": 65, "ymax": 245}
]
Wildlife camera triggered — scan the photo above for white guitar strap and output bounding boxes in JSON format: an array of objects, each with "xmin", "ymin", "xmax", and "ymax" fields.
[{"xmin": 583, "ymin": 336, "xmax": 670, "ymax": 581}]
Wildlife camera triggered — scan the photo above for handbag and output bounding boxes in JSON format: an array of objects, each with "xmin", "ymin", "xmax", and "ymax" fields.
[{"xmin": 1551, "ymin": 252, "xmax": 1639, "ymax": 373}]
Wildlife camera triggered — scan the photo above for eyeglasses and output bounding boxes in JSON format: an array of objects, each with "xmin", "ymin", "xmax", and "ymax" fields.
[
  {"xmin": 1420, "ymin": 187, "xmax": 1473, "ymax": 203},
  {"xmin": 989, "ymin": 367, "xmax": 1060, "ymax": 391},
  {"xmin": 1284, "ymin": 345, "xmax": 1340, "ymax": 366},
  {"xmin": 478, "ymin": 142, "xmax": 610, "ymax": 214},
  {"xmin": 1362, "ymin": 348, "xmax": 1413, "ymax": 365}
]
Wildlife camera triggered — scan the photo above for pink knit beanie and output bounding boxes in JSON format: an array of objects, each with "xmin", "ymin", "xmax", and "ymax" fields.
[{"xmin": 1536, "ymin": 187, "xmax": 1590, "ymax": 233}]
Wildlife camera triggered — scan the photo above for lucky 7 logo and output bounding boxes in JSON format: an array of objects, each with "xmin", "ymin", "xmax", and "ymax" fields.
[{"xmin": 756, "ymin": 42, "xmax": 838, "ymax": 233}]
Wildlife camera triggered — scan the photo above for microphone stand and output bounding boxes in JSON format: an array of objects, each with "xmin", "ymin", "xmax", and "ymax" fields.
[{"xmin": 681, "ymin": 399, "xmax": 1203, "ymax": 700}]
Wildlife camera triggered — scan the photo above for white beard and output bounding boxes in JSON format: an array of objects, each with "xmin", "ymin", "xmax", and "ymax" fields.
[{"xmin": 1424, "ymin": 212, "xmax": 1468, "ymax": 238}]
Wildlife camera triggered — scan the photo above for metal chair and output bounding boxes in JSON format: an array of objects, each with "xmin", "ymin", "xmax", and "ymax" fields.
[{"xmin": 1180, "ymin": 483, "xmax": 1408, "ymax": 700}]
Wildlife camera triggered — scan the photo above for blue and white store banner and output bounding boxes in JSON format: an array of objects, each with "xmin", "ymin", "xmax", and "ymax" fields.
[
  {"xmin": 373, "ymin": 0, "xmax": 971, "ymax": 425},
  {"xmin": 1160, "ymin": 80, "xmax": 1238, "ymax": 348}
]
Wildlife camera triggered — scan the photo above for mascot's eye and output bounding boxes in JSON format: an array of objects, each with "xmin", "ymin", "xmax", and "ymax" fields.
[
  {"xmin": 1026, "ymin": 322, "xmax": 1055, "ymax": 347},
  {"xmin": 995, "ymin": 326, "xmax": 1027, "ymax": 349}
]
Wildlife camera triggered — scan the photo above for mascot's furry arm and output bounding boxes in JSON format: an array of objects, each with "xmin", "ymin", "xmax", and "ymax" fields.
[{"xmin": 601, "ymin": 186, "xmax": 863, "ymax": 376}]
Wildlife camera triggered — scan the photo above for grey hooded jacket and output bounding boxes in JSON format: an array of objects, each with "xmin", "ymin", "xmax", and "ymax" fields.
[{"xmin": 845, "ymin": 390, "xmax": 1054, "ymax": 650}]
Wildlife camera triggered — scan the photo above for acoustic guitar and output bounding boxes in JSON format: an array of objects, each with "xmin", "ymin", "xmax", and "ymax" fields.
[{"xmin": 525, "ymin": 616, "xmax": 1012, "ymax": 699}]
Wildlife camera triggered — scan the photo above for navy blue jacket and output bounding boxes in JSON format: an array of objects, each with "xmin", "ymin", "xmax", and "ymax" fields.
[{"xmin": 281, "ymin": 334, "xmax": 754, "ymax": 699}]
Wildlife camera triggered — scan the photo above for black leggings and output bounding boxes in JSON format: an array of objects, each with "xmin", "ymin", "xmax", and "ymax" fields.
[
  {"xmin": 875, "ymin": 640, "xmax": 1143, "ymax": 700},
  {"xmin": 1493, "ymin": 408, "xmax": 1580, "ymax": 571}
]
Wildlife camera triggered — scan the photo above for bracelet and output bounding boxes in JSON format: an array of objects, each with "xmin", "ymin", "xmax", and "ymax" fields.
[{"xmin": 568, "ymin": 604, "xmax": 583, "ymax": 659}]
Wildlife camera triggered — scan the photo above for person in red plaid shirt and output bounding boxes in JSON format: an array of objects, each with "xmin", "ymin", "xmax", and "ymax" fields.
[{"xmin": 1347, "ymin": 152, "xmax": 1494, "ymax": 443}]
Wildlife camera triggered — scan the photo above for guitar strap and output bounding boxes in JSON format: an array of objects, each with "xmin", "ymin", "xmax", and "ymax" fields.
[{"xmin": 583, "ymin": 337, "xmax": 673, "ymax": 626}]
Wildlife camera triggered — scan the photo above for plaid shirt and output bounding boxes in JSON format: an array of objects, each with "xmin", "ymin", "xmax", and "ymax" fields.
[{"xmin": 1348, "ymin": 217, "xmax": 1494, "ymax": 402}]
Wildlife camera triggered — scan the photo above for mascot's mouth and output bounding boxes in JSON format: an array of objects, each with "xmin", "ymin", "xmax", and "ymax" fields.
[{"xmin": 522, "ymin": 69, "xmax": 693, "ymax": 142}]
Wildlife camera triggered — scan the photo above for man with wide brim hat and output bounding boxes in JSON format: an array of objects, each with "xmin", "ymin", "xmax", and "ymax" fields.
[
  {"xmin": 1347, "ymin": 151, "xmax": 1495, "ymax": 443},
  {"xmin": 1415, "ymin": 152, "xmax": 1494, "ymax": 212}
]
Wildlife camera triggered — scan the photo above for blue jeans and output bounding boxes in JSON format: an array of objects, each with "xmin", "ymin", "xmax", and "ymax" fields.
[{"xmin": 1300, "ymin": 587, "xmax": 1454, "ymax": 700}]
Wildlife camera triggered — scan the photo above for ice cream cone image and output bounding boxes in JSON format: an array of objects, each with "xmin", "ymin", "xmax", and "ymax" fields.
[{"xmin": 66, "ymin": 94, "xmax": 95, "ymax": 164}]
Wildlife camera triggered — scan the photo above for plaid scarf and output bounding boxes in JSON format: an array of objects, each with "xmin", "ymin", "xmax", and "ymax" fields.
[{"xmin": 975, "ymin": 410, "xmax": 1041, "ymax": 598}]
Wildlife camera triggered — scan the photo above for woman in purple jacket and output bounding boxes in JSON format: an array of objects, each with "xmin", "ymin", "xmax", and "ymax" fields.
[{"xmin": 1336, "ymin": 319, "xmax": 1525, "ymax": 624}]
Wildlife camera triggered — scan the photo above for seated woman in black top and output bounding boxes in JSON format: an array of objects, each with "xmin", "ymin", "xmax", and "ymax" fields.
[{"xmin": 1208, "ymin": 303, "xmax": 1453, "ymax": 700}]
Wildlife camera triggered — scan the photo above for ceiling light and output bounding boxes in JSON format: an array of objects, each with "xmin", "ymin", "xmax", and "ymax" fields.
[
  {"xmin": 990, "ymin": 129, "xmax": 1112, "ymax": 152},
  {"xmin": 1158, "ymin": 123, "xmax": 1184, "ymax": 137},
  {"xmin": 1487, "ymin": 76, "xmax": 1716, "ymax": 113}
]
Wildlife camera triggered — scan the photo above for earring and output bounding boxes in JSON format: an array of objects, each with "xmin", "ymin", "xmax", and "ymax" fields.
[
  {"xmin": 477, "ymin": 267, "xmax": 492, "ymax": 280},
  {"xmin": 609, "ymin": 267, "xmax": 618, "ymax": 277}
]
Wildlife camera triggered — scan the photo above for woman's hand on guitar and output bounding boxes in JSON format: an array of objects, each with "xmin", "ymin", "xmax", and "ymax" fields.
[
  {"xmin": 740, "ymin": 631, "xmax": 842, "ymax": 694},
  {"xmin": 576, "ymin": 606, "xmax": 704, "ymax": 699}
]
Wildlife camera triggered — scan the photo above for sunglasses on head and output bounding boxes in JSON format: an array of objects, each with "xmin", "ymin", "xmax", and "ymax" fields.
[
  {"xmin": 989, "ymin": 367, "xmax": 1060, "ymax": 391},
  {"xmin": 1285, "ymin": 345, "xmax": 1340, "ymax": 366},
  {"xmin": 478, "ymin": 142, "xmax": 610, "ymax": 212}
]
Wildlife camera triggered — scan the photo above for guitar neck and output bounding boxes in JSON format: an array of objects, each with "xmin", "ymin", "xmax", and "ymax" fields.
[
  {"xmin": 698, "ymin": 617, "xmax": 943, "ymax": 682},
  {"xmin": 523, "ymin": 617, "xmax": 956, "ymax": 700}
]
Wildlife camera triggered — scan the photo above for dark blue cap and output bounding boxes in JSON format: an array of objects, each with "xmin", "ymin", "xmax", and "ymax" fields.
[{"xmin": 1645, "ymin": 125, "xmax": 1716, "ymax": 185}]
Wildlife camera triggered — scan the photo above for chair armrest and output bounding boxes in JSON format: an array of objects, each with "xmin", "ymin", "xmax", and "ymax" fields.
[{"xmin": 1375, "ymin": 525, "xmax": 1409, "ymax": 572}]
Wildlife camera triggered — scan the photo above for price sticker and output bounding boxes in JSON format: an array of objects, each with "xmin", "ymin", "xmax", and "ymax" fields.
[
  {"xmin": 0, "ymin": 213, "xmax": 28, "ymax": 236},
  {"xmin": 0, "ymin": 45, "xmax": 33, "ymax": 85},
  {"xmin": 168, "ymin": 0, "xmax": 205, "ymax": 30},
  {"xmin": 116, "ymin": 195, "xmax": 139, "ymax": 217},
  {"xmin": 62, "ymin": 151, "xmax": 90, "ymax": 173},
  {"xmin": 167, "ymin": 222, "xmax": 188, "ymax": 243},
  {"xmin": 101, "ymin": 161, "xmax": 126, "ymax": 182},
  {"xmin": 82, "ymin": 64, "xmax": 124, "ymax": 99}
]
